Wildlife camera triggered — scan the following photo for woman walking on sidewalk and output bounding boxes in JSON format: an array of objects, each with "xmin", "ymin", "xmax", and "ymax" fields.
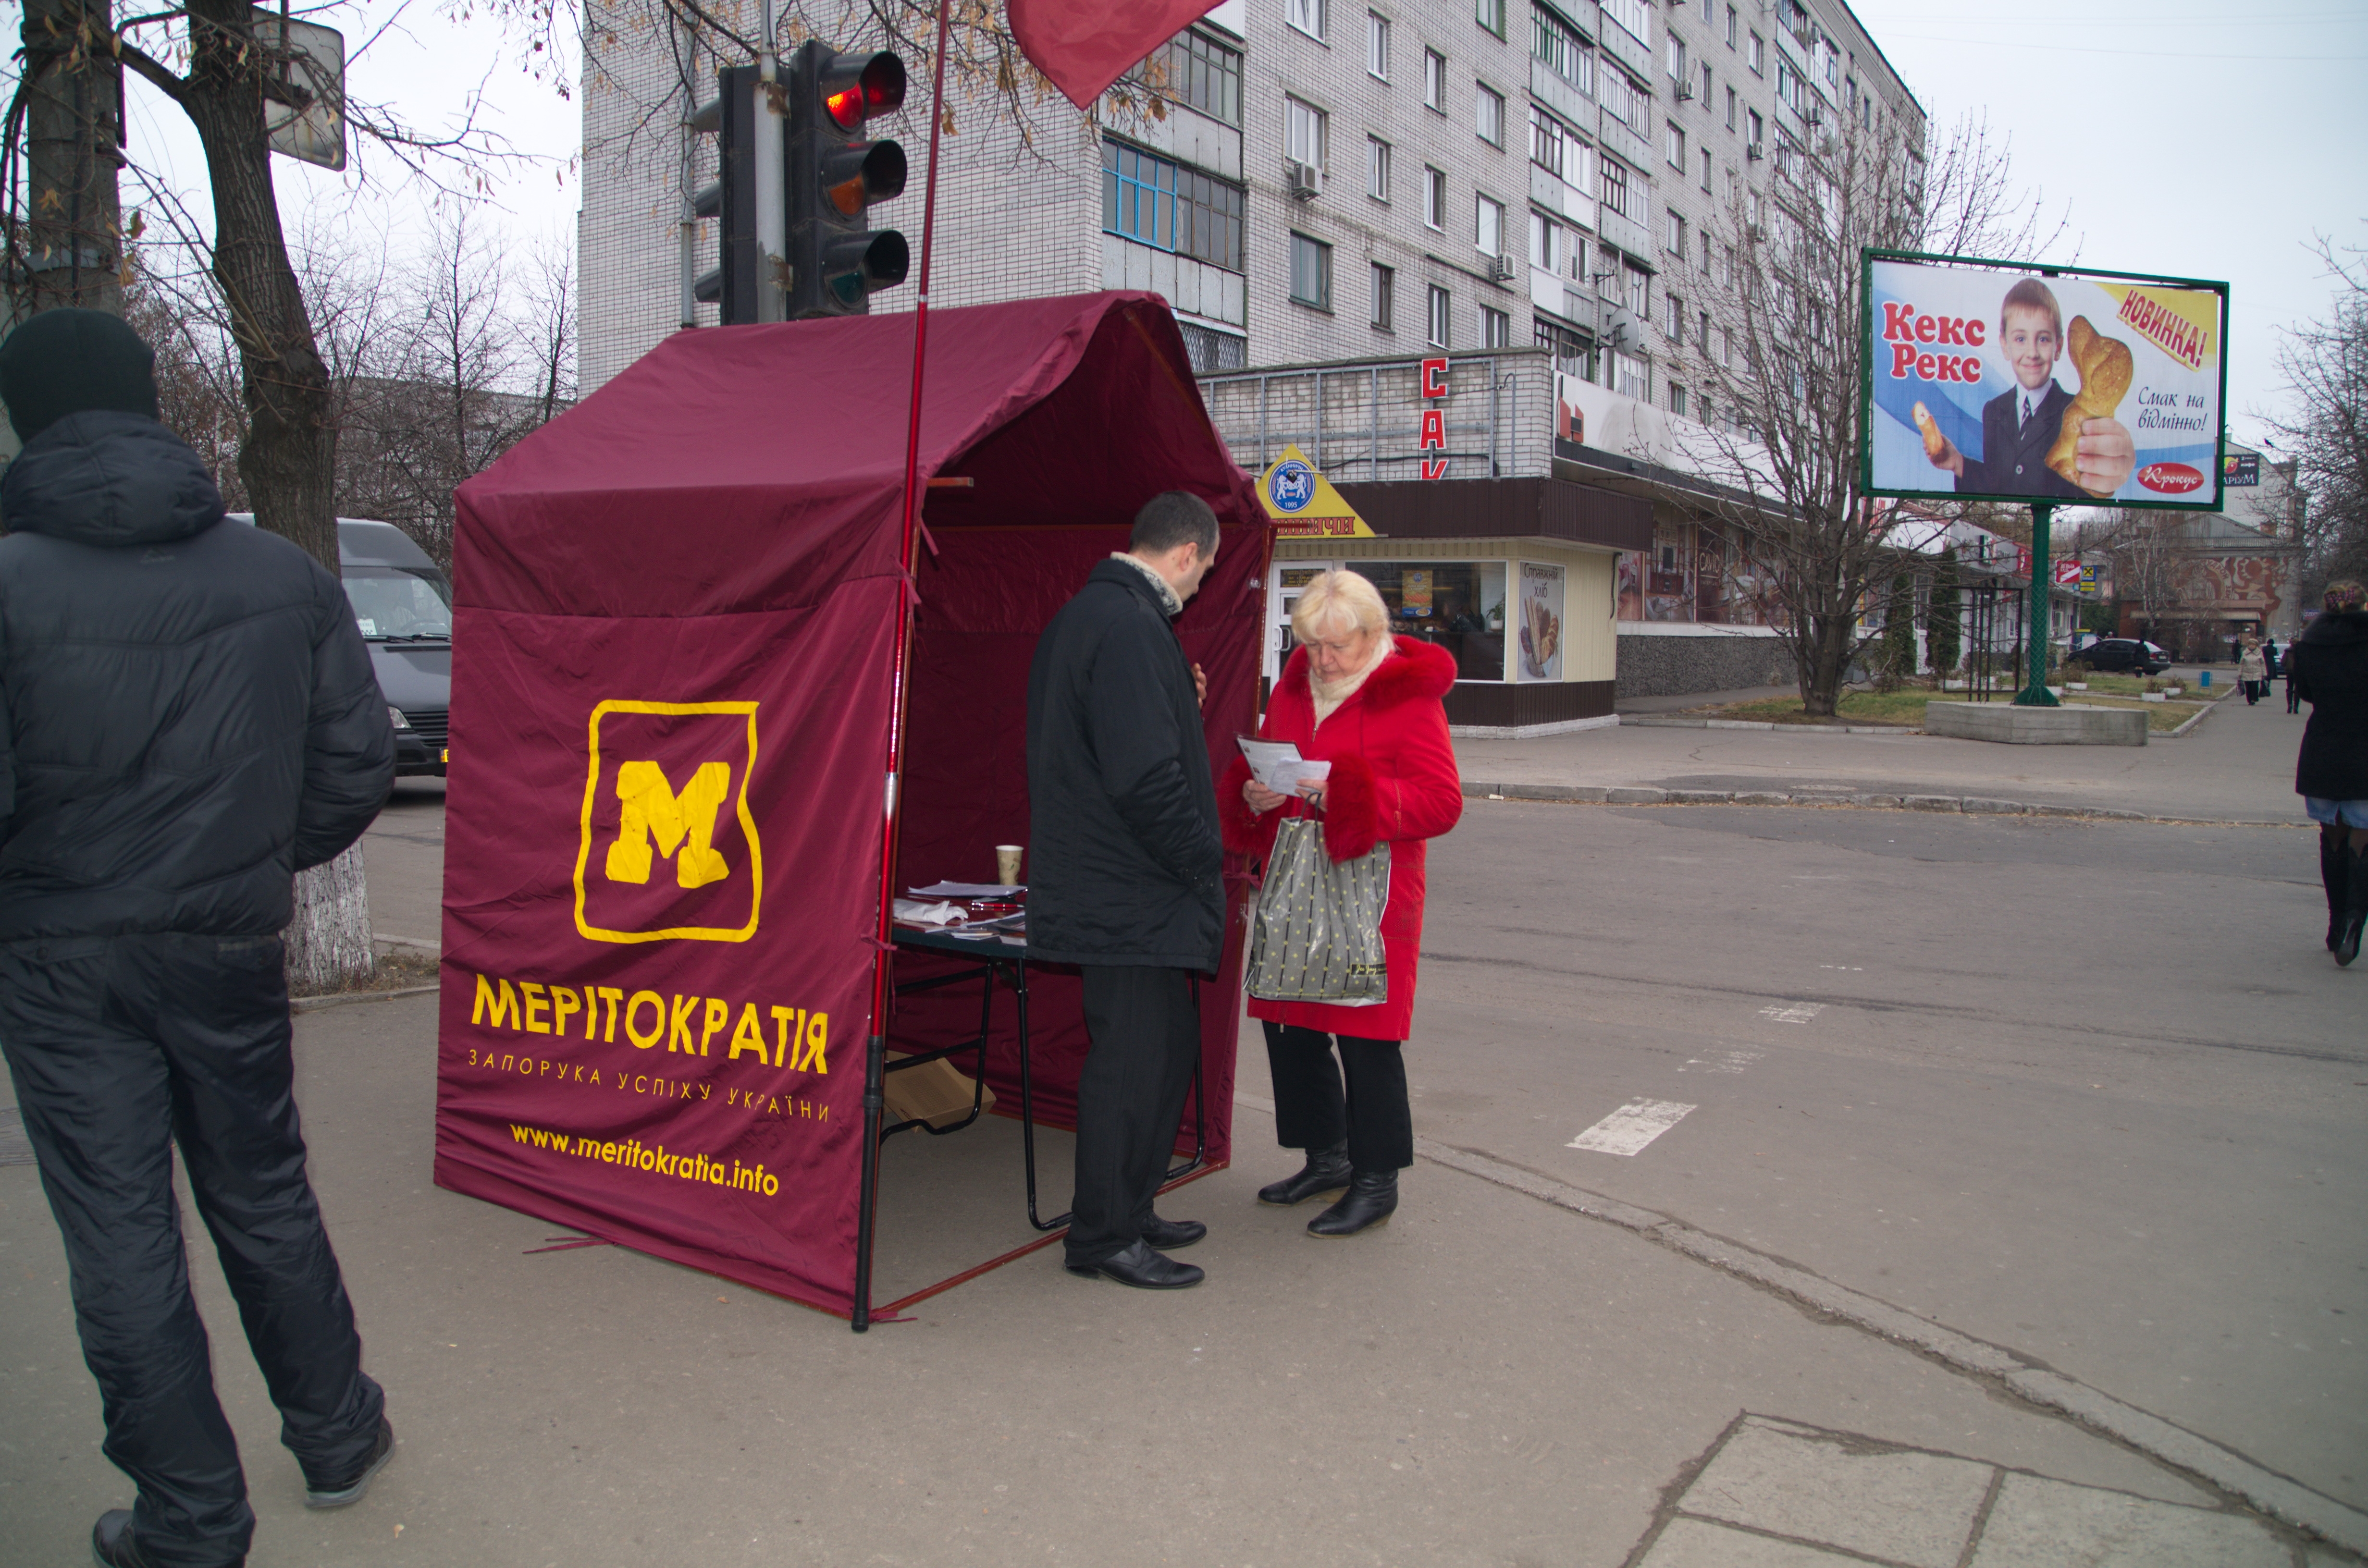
[
  {"xmin": 2237, "ymin": 636, "xmax": 2269, "ymax": 705},
  {"xmin": 2290, "ymin": 580, "xmax": 2368, "ymax": 965},
  {"xmin": 1221, "ymin": 571, "xmax": 1463, "ymax": 1236}
]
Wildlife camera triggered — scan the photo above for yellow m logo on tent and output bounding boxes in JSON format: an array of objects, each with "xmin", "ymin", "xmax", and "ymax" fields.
[{"xmin": 604, "ymin": 760, "xmax": 733, "ymax": 888}]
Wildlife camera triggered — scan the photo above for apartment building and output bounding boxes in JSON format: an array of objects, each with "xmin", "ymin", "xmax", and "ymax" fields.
[{"xmin": 576, "ymin": 0, "xmax": 1924, "ymax": 707}]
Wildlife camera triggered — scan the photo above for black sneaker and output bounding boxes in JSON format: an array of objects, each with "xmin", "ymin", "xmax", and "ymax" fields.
[
  {"xmin": 90, "ymin": 1511, "xmax": 156, "ymax": 1568},
  {"xmin": 304, "ymin": 1417, "xmax": 395, "ymax": 1510}
]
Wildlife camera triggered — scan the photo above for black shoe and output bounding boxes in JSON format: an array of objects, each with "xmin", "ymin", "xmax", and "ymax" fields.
[
  {"xmin": 1308, "ymin": 1170, "xmax": 1399, "ymax": 1237},
  {"xmin": 304, "ymin": 1416, "xmax": 395, "ymax": 1510},
  {"xmin": 91, "ymin": 1512, "xmax": 156, "ymax": 1568},
  {"xmin": 2340, "ymin": 910, "xmax": 2366, "ymax": 968},
  {"xmin": 1064, "ymin": 1238, "xmax": 1204, "ymax": 1289},
  {"xmin": 1258, "ymin": 1140, "xmax": 1352, "ymax": 1206},
  {"xmin": 1140, "ymin": 1213, "xmax": 1207, "ymax": 1250},
  {"xmin": 2323, "ymin": 831, "xmax": 2351, "ymax": 952}
]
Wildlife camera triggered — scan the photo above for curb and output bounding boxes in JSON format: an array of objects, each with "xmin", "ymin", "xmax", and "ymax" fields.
[
  {"xmin": 1621, "ymin": 714, "xmax": 1917, "ymax": 735},
  {"xmin": 291, "ymin": 984, "xmax": 440, "ymax": 1014},
  {"xmin": 1458, "ymin": 780, "xmax": 2300, "ymax": 828},
  {"xmin": 1227, "ymin": 1092, "xmax": 2368, "ymax": 1556}
]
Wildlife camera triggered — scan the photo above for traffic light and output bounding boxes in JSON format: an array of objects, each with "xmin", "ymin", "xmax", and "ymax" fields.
[
  {"xmin": 691, "ymin": 64, "xmax": 763, "ymax": 324},
  {"xmin": 786, "ymin": 41, "xmax": 910, "ymax": 318}
]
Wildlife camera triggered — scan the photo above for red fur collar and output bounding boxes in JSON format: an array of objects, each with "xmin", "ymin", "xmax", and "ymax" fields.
[{"xmin": 1277, "ymin": 637, "xmax": 1457, "ymax": 710}]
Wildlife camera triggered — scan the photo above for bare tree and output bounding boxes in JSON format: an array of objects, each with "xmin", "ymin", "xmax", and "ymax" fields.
[
  {"xmin": 1659, "ymin": 111, "xmax": 2071, "ymax": 716},
  {"xmin": 2268, "ymin": 233, "xmax": 2368, "ymax": 598}
]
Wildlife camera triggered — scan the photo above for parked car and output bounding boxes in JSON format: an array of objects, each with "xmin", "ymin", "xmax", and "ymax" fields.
[
  {"xmin": 228, "ymin": 515, "xmax": 451, "ymax": 776},
  {"xmin": 2072, "ymin": 637, "xmax": 2171, "ymax": 676}
]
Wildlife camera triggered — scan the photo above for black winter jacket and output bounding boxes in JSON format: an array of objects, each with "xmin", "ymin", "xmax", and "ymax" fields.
[
  {"xmin": 1024, "ymin": 558, "xmax": 1223, "ymax": 969},
  {"xmin": 0, "ymin": 411, "xmax": 394, "ymax": 938},
  {"xmin": 2291, "ymin": 609, "xmax": 2368, "ymax": 802}
]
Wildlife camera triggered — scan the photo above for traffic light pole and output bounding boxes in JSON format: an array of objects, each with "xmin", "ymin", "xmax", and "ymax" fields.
[
  {"xmin": 2014, "ymin": 502, "xmax": 2060, "ymax": 706},
  {"xmin": 752, "ymin": 0, "xmax": 787, "ymax": 321},
  {"xmin": 853, "ymin": 0, "xmax": 953, "ymax": 1335}
]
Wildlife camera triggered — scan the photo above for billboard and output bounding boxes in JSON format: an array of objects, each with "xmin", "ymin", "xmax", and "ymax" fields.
[{"xmin": 1862, "ymin": 250, "xmax": 2228, "ymax": 511}]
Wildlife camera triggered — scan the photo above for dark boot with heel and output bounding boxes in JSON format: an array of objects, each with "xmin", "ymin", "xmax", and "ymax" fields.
[
  {"xmin": 2339, "ymin": 849, "xmax": 2368, "ymax": 968},
  {"xmin": 1258, "ymin": 1139, "xmax": 1352, "ymax": 1206},
  {"xmin": 2323, "ymin": 829, "xmax": 2351, "ymax": 953},
  {"xmin": 1308, "ymin": 1170, "xmax": 1398, "ymax": 1237}
]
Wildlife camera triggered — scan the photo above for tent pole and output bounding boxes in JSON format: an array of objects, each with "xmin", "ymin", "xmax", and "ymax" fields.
[{"xmin": 853, "ymin": 0, "xmax": 955, "ymax": 1335}]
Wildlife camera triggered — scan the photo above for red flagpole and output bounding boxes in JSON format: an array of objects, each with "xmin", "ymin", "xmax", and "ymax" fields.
[{"xmin": 853, "ymin": 0, "xmax": 954, "ymax": 1333}]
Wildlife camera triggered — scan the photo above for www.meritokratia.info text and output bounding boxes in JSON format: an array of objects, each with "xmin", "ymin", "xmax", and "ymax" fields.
[{"xmin": 508, "ymin": 1123, "xmax": 781, "ymax": 1196}]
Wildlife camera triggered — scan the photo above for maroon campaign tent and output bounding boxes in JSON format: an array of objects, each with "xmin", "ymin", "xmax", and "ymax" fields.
[{"xmin": 433, "ymin": 291, "xmax": 1267, "ymax": 1323}]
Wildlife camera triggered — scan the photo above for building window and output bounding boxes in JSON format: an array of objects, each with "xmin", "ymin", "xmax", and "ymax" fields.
[
  {"xmin": 1700, "ymin": 62, "xmax": 1713, "ymax": 104},
  {"xmin": 1424, "ymin": 48, "xmax": 1446, "ymax": 110},
  {"xmin": 1285, "ymin": 96, "xmax": 1329, "ymax": 171},
  {"xmin": 1143, "ymin": 27, "xmax": 1243, "ymax": 125},
  {"xmin": 1529, "ymin": 208, "xmax": 1560, "ymax": 272},
  {"xmin": 1101, "ymin": 141, "xmax": 1247, "ymax": 271},
  {"xmin": 1288, "ymin": 0, "xmax": 1327, "ymax": 42},
  {"xmin": 1476, "ymin": 84, "xmax": 1505, "ymax": 146},
  {"xmin": 1665, "ymin": 122, "xmax": 1686, "ymax": 171},
  {"xmin": 1175, "ymin": 322, "xmax": 1247, "ymax": 373},
  {"xmin": 1715, "ymin": 324, "xmax": 1731, "ymax": 366},
  {"xmin": 1529, "ymin": 104, "xmax": 1567, "ymax": 178},
  {"xmin": 1623, "ymin": 261, "xmax": 1648, "ymax": 318},
  {"xmin": 1371, "ymin": 261, "xmax": 1395, "ymax": 330},
  {"xmin": 1537, "ymin": 317, "xmax": 1597, "ymax": 380},
  {"xmin": 1367, "ymin": 10, "xmax": 1390, "ymax": 77},
  {"xmin": 1669, "ymin": 381, "xmax": 1687, "ymax": 416},
  {"xmin": 1726, "ymin": 3, "xmax": 1739, "ymax": 47},
  {"xmin": 1367, "ymin": 135, "xmax": 1392, "ymax": 201},
  {"xmin": 1600, "ymin": 156, "xmax": 1631, "ymax": 220},
  {"xmin": 1699, "ymin": 147, "xmax": 1712, "ymax": 191},
  {"xmin": 1423, "ymin": 165, "xmax": 1446, "ymax": 229},
  {"xmin": 1290, "ymin": 233, "xmax": 1333, "ymax": 310},
  {"xmin": 1747, "ymin": 107, "xmax": 1763, "ymax": 147},
  {"xmin": 1476, "ymin": 0, "xmax": 1506, "ymax": 38},
  {"xmin": 1664, "ymin": 208, "xmax": 1685, "ymax": 256},
  {"xmin": 1476, "ymin": 194, "xmax": 1505, "ymax": 258},
  {"xmin": 1427, "ymin": 283, "xmax": 1451, "ymax": 347},
  {"xmin": 1602, "ymin": 0, "xmax": 1649, "ymax": 42},
  {"xmin": 1532, "ymin": 6, "xmax": 1591, "ymax": 95},
  {"xmin": 1601, "ymin": 68, "xmax": 1647, "ymax": 133},
  {"xmin": 1614, "ymin": 349, "xmax": 1647, "ymax": 401},
  {"xmin": 1725, "ymin": 85, "xmax": 1738, "ymax": 130},
  {"xmin": 1665, "ymin": 288, "xmax": 1683, "ymax": 336},
  {"xmin": 1482, "ymin": 306, "xmax": 1510, "ymax": 347},
  {"xmin": 1748, "ymin": 30, "xmax": 1764, "ymax": 73},
  {"xmin": 1668, "ymin": 32, "xmax": 1687, "ymax": 82}
]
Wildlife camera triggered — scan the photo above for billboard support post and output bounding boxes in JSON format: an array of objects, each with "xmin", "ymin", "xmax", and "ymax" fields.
[{"xmin": 2016, "ymin": 503, "xmax": 2060, "ymax": 706}]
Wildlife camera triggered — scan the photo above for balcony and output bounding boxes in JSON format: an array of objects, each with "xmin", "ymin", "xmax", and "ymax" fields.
[
  {"xmin": 1596, "ymin": 104, "xmax": 1653, "ymax": 174},
  {"xmin": 1595, "ymin": 11, "xmax": 1653, "ymax": 79},
  {"xmin": 1595, "ymin": 201, "xmax": 1650, "ymax": 261},
  {"xmin": 1529, "ymin": 162, "xmax": 1599, "ymax": 231},
  {"xmin": 1528, "ymin": 58, "xmax": 1591, "ymax": 126}
]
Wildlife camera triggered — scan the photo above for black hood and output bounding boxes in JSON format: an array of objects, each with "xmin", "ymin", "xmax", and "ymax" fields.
[
  {"xmin": 1, "ymin": 410, "xmax": 225, "ymax": 548},
  {"xmin": 2300, "ymin": 609, "xmax": 2368, "ymax": 648}
]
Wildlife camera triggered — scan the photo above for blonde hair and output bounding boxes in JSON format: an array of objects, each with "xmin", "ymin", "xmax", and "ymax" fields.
[{"xmin": 1291, "ymin": 569, "xmax": 1392, "ymax": 647}]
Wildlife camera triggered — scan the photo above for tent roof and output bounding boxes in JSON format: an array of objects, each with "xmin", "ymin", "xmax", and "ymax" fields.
[{"xmin": 454, "ymin": 292, "xmax": 1259, "ymax": 621}]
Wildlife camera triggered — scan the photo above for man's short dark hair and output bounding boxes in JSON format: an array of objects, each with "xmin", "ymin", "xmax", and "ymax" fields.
[{"xmin": 1130, "ymin": 490, "xmax": 1219, "ymax": 557}]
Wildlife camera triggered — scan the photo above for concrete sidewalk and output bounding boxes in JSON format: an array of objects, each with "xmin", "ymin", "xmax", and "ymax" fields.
[
  {"xmin": 1462, "ymin": 682, "xmax": 2308, "ymax": 825},
  {"xmin": 1, "ymin": 992, "xmax": 2350, "ymax": 1567}
]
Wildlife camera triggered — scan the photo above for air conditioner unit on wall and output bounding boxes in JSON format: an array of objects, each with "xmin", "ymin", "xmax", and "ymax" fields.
[
  {"xmin": 1285, "ymin": 159, "xmax": 1323, "ymax": 199},
  {"xmin": 1491, "ymin": 252, "xmax": 1517, "ymax": 281},
  {"xmin": 1674, "ymin": 81, "xmax": 1695, "ymax": 101},
  {"xmin": 1745, "ymin": 141, "xmax": 1765, "ymax": 160}
]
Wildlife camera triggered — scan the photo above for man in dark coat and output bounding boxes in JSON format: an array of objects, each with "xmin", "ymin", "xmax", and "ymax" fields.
[
  {"xmin": 2290, "ymin": 579, "xmax": 2368, "ymax": 964},
  {"xmin": 0, "ymin": 309, "xmax": 397, "ymax": 1568},
  {"xmin": 1025, "ymin": 490, "xmax": 1224, "ymax": 1289}
]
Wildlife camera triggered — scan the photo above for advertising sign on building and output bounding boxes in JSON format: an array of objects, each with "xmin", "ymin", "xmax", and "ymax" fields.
[
  {"xmin": 1257, "ymin": 443, "xmax": 1377, "ymax": 538},
  {"xmin": 1862, "ymin": 251, "xmax": 2228, "ymax": 512},
  {"xmin": 1516, "ymin": 562, "xmax": 1566, "ymax": 682},
  {"xmin": 2223, "ymin": 452, "xmax": 2260, "ymax": 487}
]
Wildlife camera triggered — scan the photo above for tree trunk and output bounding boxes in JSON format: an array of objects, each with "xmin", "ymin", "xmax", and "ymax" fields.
[
  {"xmin": 16, "ymin": 0, "xmax": 123, "ymax": 317},
  {"xmin": 1797, "ymin": 612, "xmax": 1854, "ymax": 718},
  {"xmin": 180, "ymin": 0, "xmax": 372, "ymax": 989}
]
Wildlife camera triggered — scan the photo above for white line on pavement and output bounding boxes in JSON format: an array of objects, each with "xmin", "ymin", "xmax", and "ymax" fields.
[
  {"xmin": 1680, "ymin": 1049, "xmax": 1764, "ymax": 1075},
  {"xmin": 1569, "ymin": 1100, "xmax": 1697, "ymax": 1156},
  {"xmin": 1758, "ymin": 1002, "xmax": 1825, "ymax": 1024}
]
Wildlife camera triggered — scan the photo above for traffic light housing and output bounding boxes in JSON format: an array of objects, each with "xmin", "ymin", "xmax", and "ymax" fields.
[
  {"xmin": 691, "ymin": 64, "xmax": 763, "ymax": 324},
  {"xmin": 786, "ymin": 42, "xmax": 910, "ymax": 318}
]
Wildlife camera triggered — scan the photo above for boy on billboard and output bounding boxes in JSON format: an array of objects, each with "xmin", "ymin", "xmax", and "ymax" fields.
[{"xmin": 1922, "ymin": 279, "xmax": 2134, "ymax": 499}]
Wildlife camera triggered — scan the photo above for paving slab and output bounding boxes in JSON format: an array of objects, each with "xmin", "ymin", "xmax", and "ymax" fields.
[
  {"xmin": 1636, "ymin": 1517, "xmax": 1863, "ymax": 1566},
  {"xmin": 1968, "ymin": 1472, "xmax": 2293, "ymax": 1568},
  {"xmin": 1676, "ymin": 1418, "xmax": 1992, "ymax": 1568}
]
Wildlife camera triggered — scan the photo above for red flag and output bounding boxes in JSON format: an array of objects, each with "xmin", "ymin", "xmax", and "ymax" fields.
[{"xmin": 1008, "ymin": 0, "xmax": 1224, "ymax": 110}]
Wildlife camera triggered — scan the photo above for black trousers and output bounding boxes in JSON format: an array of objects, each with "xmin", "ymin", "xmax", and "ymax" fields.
[
  {"xmin": 1067, "ymin": 965, "xmax": 1202, "ymax": 1266},
  {"xmin": 1263, "ymin": 1022, "xmax": 1413, "ymax": 1173},
  {"xmin": 0, "ymin": 933, "xmax": 383, "ymax": 1568}
]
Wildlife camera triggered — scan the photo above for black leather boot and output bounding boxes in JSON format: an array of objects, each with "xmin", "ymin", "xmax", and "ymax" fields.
[
  {"xmin": 1308, "ymin": 1170, "xmax": 1398, "ymax": 1237},
  {"xmin": 2323, "ymin": 828, "xmax": 2351, "ymax": 953},
  {"xmin": 2338, "ymin": 849, "xmax": 2368, "ymax": 969},
  {"xmin": 1258, "ymin": 1139, "xmax": 1352, "ymax": 1206}
]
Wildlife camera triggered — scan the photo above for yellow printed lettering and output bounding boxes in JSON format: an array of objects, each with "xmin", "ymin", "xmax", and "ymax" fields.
[
  {"xmin": 802, "ymin": 1012, "xmax": 828, "ymax": 1074},
  {"xmin": 625, "ymin": 991, "xmax": 664, "ymax": 1049},
  {"xmin": 551, "ymin": 986, "xmax": 581, "ymax": 1037},
  {"xmin": 668, "ymin": 993, "xmax": 700, "ymax": 1053},
  {"xmin": 770, "ymin": 1005, "xmax": 798, "ymax": 1068},
  {"xmin": 700, "ymin": 996, "xmax": 729, "ymax": 1056},
  {"xmin": 597, "ymin": 986, "xmax": 625, "ymax": 1042},
  {"xmin": 520, "ymin": 982, "xmax": 551, "ymax": 1034},
  {"xmin": 471, "ymin": 973, "xmax": 520, "ymax": 1030},
  {"xmin": 604, "ymin": 760, "xmax": 733, "ymax": 888}
]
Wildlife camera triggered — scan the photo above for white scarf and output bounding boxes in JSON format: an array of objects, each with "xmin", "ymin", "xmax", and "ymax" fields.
[
  {"xmin": 1109, "ymin": 552, "xmax": 1183, "ymax": 617},
  {"xmin": 1309, "ymin": 636, "xmax": 1391, "ymax": 728}
]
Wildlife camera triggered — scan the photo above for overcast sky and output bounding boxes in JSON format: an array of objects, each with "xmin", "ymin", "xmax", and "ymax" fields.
[{"xmin": 106, "ymin": 0, "xmax": 2366, "ymax": 443}]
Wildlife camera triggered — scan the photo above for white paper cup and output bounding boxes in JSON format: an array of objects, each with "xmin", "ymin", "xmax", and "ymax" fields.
[{"xmin": 995, "ymin": 845, "xmax": 1023, "ymax": 885}]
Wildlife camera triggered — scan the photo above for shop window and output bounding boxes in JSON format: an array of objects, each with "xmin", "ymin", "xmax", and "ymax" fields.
[{"xmin": 1341, "ymin": 561, "xmax": 1509, "ymax": 680}]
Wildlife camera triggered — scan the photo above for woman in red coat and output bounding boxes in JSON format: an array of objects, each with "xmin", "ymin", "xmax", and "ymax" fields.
[{"xmin": 1219, "ymin": 570, "xmax": 1464, "ymax": 1236}]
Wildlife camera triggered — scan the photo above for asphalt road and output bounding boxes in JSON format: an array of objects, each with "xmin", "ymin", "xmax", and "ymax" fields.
[{"xmin": 1263, "ymin": 798, "xmax": 2368, "ymax": 1510}]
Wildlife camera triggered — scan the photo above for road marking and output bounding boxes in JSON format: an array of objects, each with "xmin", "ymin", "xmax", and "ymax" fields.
[
  {"xmin": 1817, "ymin": 965, "xmax": 1862, "ymax": 972},
  {"xmin": 1568, "ymin": 1100, "xmax": 1696, "ymax": 1156},
  {"xmin": 1758, "ymin": 1003, "xmax": 1825, "ymax": 1024},
  {"xmin": 1681, "ymin": 1049, "xmax": 1764, "ymax": 1075}
]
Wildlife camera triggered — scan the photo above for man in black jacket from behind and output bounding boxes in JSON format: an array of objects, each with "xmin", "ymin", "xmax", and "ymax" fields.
[
  {"xmin": 0, "ymin": 310, "xmax": 397, "ymax": 1568},
  {"xmin": 1026, "ymin": 491, "xmax": 1224, "ymax": 1289}
]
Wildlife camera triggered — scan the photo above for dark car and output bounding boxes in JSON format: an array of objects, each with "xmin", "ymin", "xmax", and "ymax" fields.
[
  {"xmin": 2072, "ymin": 637, "xmax": 2171, "ymax": 676},
  {"xmin": 229, "ymin": 515, "xmax": 451, "ymax": 776}
]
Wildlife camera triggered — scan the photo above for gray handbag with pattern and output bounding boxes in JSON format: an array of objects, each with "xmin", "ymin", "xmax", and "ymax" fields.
[{"xmin": 1246, "ymin": 816, "xmax": 1390, "ymax": 1005}]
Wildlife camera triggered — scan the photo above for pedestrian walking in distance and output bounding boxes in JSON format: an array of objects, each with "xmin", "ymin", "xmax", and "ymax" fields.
[
  {"xmin": 1221, "ymin": 570, "xmax": 1463, "ymax": 1236},
  {"xmin": 2237, "ymin": 635, "xmax": 2269, "ymax": 705},
  {"xmin": 0, "ymin": 309, "xmax": 398, "ymax": 1567},
  {"xmin": 1026, "ymin": 490, "xmax": 1226, "ymax": 1289},
  {"xmin": 2288, "ymin": 580, "xmax": 2368, "ymax": 965}
]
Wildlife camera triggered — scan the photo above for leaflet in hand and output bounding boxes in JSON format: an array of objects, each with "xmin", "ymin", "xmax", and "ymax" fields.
[{"xmin": 1237, "ymin": 737, "xmax": 1332, "ymax": 794}]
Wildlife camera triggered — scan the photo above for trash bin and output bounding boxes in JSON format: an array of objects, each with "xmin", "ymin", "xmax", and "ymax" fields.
[{"xmin": 2199, "ymin": 671, "xmax": 2212, "ymax": 686}]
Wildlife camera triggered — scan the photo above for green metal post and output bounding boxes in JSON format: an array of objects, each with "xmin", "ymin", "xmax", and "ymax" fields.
[{"xmin": 2016, "ymin": 502, "xmax": 2060, "ymax": 706}]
